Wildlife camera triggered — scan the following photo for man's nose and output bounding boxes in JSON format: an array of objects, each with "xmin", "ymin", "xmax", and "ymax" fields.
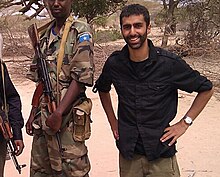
[
  {"xmin": 54, "ymin": 0, "xmax": 59, "ymax": 5},
  {"xmin": 130, "ymin": 26, "xmax": 136, "ymax": 35}
]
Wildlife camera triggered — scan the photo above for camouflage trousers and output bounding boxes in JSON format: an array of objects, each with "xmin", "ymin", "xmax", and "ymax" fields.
[
  {"xmin": 30, "ymin": 123, "xmax": 90, "ymax": 177},
  {"xmin": 0, "ymin": 135, "xmax": 6, "ymax": 177}
]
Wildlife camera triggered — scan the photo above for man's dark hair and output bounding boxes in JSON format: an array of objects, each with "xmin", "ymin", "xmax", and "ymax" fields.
[{"xmin": 120, "ymin": 4, "xmax": 150, "ymax": 27}]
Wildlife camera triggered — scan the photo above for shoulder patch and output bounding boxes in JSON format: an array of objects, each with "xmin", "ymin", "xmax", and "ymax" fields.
[{"xmin": 78, "ymin": 33, "xmax": 91, "ymax": 43}]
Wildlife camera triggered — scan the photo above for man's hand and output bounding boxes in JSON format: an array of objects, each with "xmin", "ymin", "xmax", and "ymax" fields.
[
  {"xmin": 110, "ymin": 119, "xmax": 119, "ymax": 140},
  {"xmin": 45, "ymin": 110, "xmax": 62, "ymax": 133},
  {"xmin": 160, "ymin": 119, "xmax": 189, "ymax": 146},
  {"xmin": 14, "ymin": 140, "xmax": 24, "ymax": 156},
  {"xmin": 26, "ymin": 107, "xmax": 37, "ymax": 136}
]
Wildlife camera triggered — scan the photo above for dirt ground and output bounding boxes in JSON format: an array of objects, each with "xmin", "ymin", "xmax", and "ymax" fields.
[
  {"xmin": 4, "ymin": 80, "xmax": 220, "ymax": 177},
  {"xmin": 3, "ymin": 34, "xmax": 220, "ymax": 177}
]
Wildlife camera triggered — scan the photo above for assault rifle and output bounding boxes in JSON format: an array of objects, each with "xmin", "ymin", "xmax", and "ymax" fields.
[
  {"xmin": 28, "ymin": 23, "xmax": 56, "ymax": 113},
  {"xmin": 0, "ymin": 115, "xmax": 26, "ymax": 174},
  {"xmin": 27, "ymin": 24, "xmax": 63, "ymax": 155}
]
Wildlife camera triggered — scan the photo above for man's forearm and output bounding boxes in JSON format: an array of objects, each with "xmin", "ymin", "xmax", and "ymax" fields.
[
  {"xmin": 185, "ymin": 87, "xmax": 214, "ymax": 120},
  {"xmin": 99, "ymin": 91, "xmax": 117, "ymax": 125},
  {"xmin": 56, "ymin": 79, "xmax": 81, "ymax": 115}
]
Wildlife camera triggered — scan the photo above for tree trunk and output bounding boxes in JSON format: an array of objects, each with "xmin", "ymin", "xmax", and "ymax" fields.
[
  {"xmin": 161, "ymin": 0, "xmax": 179, "ymax": 47},
  {"xmin": 0, "ymin": 33, "xmax": 3, "ymax": 59},
  {"xmin": 161, "ymin": 25, "xmax": 169, "ymax": 47}
]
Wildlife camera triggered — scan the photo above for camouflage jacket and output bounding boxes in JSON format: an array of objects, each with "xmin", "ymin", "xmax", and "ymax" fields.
[{"xmin": 28, "ymin": 17, "xmax": 94, "ymax": 102}]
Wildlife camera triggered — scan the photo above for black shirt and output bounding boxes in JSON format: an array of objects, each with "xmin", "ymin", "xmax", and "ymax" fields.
[
  {"xmin": 0, "ymin": 62, "xmax": 24, "ymax": 140},
  {"xmin": 94, "ymin": 39, "xmax": 213, "ymax": 160}
]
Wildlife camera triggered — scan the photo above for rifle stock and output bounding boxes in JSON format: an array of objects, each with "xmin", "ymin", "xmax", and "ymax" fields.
[{"xmin": 0, "ymin": 116, "xmax": 26, "ymax": 174}]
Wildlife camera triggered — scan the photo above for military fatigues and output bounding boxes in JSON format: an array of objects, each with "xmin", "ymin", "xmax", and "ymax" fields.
[{"xmin": 28, "ymin": 17, "xmax": 94, "ymax": 177}]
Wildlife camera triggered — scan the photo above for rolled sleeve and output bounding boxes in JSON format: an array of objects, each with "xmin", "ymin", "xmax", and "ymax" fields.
[
  {"xmin": 172, "ymin": 58, "xmax": 213, "ymax": 92},
  {"xmin": 93, "ymin": 59, "xmax": 112, "ymax": 93}
]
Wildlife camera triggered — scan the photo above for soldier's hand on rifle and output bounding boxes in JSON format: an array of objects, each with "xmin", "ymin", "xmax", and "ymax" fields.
[
  {"xmin": 46, "ymin": 110, "xmax": 62, "ymax": 133},
  {"xmin": 45, "ymin": 80, "xmax": 82, "ymax": 133},
  {"xmin": 26, "ymin": 106, "xmax": 37, "ymax": 136},
  {"xmin": 14, "ymin": 140, "xmax": 24, "ymax": 156}
]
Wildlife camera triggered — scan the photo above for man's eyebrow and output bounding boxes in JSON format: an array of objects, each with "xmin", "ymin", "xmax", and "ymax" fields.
[
  {"xmin": 133, "ymin": 22, "xmax": 144, "ymax": 25},
  {"xmin": 122, "ymin": 22, "xmax": 143, "ymax": 27}
]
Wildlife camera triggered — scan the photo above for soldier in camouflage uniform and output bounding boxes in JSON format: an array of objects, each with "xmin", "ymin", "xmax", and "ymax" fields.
[{"xmin": 25, "ymin": 0, "xmax": 94, "ymax": 176}]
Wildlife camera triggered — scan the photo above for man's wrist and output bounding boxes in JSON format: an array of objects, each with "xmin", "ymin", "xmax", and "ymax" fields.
[{"xmin": 182, "ymin": 115, "xmax": 193, "ymax": 126}]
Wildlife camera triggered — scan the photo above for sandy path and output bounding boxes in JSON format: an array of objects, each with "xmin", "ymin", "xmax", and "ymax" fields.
[{"xmin": 4, "ymin": 79, "xmax": 220, "ymax": 177}]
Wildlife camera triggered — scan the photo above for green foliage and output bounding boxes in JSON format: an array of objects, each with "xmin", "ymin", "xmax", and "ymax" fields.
[
  {"xmin": 155, "ymin": 7, "xmax": 184, "ymax": 27},
  {"xmin": 93, "ymin": 16, "xmax": 108, "ymax": 28},
  {"xmin": 127, "ymin": 0, "xmax": 161, "ymax": 9},
  {"xmin": 94, "ymin": 29, "xmax": 123, "ymax": 43},
  {"xmin": 154, "ymin": 9, "xmax": 167, "ymax": 26},
  {"xmin": 71, "ymin": 0, "xmax": 127, "ymax": 24}
]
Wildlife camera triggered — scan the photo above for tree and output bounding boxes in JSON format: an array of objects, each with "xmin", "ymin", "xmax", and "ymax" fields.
[
  {"xmin": 0, "ymin": 0, "xmax": 46, "ymax": 19},
  {"xmin": 158, "ymin": 0, "xmax": 186, "ymax": 47},
  {"xmin": 0, "ymin": 0, "xmax": 127, "ymax": 23},
  {"xmin": 154, "ymin": 0, "xmax": 194, "ymax": 47},
  {"xmin": 184, "ymin": 0, "xmax": 220, "ymax": 47},
  {"xmin": 71, "ymin": 0, "xmax": 127, "ymax": 24},
  {"xmin": 156, "ymin": 0, "xmax": 220, "ymax": 48}
]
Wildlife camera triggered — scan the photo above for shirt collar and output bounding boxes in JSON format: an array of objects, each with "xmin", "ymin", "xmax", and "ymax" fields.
[
  {"xmin": 148, "ymin": 39, "xmax": 158, "ymax": 62},
  {"xmin": 120, "ymin": 39, "xmax": 158, "ymax": 63},
  {"xmin": 41, "ymin": 20, "xmax": 64, "ymax": 42}
]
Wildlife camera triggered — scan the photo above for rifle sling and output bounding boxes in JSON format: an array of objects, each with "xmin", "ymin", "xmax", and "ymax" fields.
[
  {"xmin": 57, "ymin": 15, "xmax": 74, "ymax": 76},
  {"xmin": 56, "ymin": 15, "xmax": 74, "ymax": 104}
]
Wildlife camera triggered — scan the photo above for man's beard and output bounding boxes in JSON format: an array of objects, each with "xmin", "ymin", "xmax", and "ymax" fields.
[{"xmin": 124, "ymin": 32, "xmax": 147, "ymax": 49}]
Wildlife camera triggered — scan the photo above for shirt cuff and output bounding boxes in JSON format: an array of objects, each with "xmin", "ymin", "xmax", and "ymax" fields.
[{"xmin": 12, "ymin": 128, "xmax": 23, "ymax": 140}]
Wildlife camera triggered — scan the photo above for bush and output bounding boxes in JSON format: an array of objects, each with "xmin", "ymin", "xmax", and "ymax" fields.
[
  {"xmin": 93, "ymin": 16, "xmax": 108, "ymax": 28},
  {"xmin": 94, "ymin": 29, "xmax": 122, "ymax": 43}
]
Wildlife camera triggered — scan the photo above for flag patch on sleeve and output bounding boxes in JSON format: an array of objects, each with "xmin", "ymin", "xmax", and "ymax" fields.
[{"xmin": 79, "ymin": 33, "xmax": 91, "ymax": 43}]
